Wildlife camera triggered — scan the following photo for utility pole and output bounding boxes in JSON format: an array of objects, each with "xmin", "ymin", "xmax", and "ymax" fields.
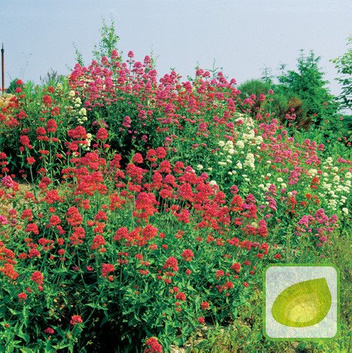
[{"xmin": 1, "ymin": 43, "xmax": 4, "ymax": 95}]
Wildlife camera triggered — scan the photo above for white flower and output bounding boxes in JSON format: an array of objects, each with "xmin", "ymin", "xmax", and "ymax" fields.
[
  {"xmin": 218, "ymin": 161, "xmax": 227, "ymax": 166},
  {"xmin": 196, "ymin": 164, "xmax": 203, "ymax": 170},
  {"xmin": 332, "ymin": 166, "xmax": 339, "ymax": 172},
  {"xmin": 333, "ymin": 175, "xmax": 340, "ymax": 183},
  {"xmin": 79, "ymin": 108, "xmax": 87, "ymax": 116},
  {"xmin": 235, "ymin": 140, "xmax": 245, "ymax": 149},
  {"xmin": 218, "ymin": 141, "xmax": 225, "ymax": 147},
  {"xmin": 228, "ymin": 148, "xmax": 235, "ymax": 155},
  {"xmin": 236, "ymin": 161, "xmax": 243, "ymax": 169},
  {"xmin": 326, "ymin": 157, "xmax": 333, "ymax": 165},
  {"xmin": 281, "ymin": 183, "xmax": 287, "ymax": 188},
  {"xmin": 345, "ymin": 172, "xmax": 352, "ymax": 179},
  {"xmin": 342, "ymin": 208, "xmax": 349, "ymax": 215},
  {"xmin": 277, "ymin": 177, "xmax": 283, "ymax": 183},
  {"xmin": 69, "ymin": 90, "xmax": 75, "ymax": 97},
  {"xmin": 209, "ymin": 180, "xmax": 217, "ymax": 186},
  {"xmin": 255, "ymin": 136, "xmax": 263, "ymax": 145},
  {"xmin": 309, "ymin": 169, "xmax": 318, "ymax": 176}
]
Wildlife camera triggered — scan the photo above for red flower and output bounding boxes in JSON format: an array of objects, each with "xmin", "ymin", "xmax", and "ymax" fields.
[
  {"xmin": 66, "ymin": 207, "xmax": 83, "ymax": 227},
  {"xmin": 163, "ymin": 257, "xmax": 179, "ymax": 272},
  {"xmin": 31, "ymin": 271, "xmax": 44, "ymax": 290},
  {"xmin": 114, "ymin": 227, "xmax": 129, "ymax": 241},
  {"xmin": 36, "ymin": 127, "xmax": 47, "ymax": 136},
  {"xmin": 49, "ymin": 214, "xmax": 61, "ymax": 227},
  {"xmin": 156, "ymin": 147, "xmax": 167, "ymax": 159},
  {"xmin": 198, "ymin": 317, "xmax": 205, "ymax": 324},
  {"xmin": 96, "ymin": 128, "xmax": 109, "ymax": 140},
  {"xmin": 144, "ymin": 337, "xmax": 162, "ymax": 353},
  {"xmin": 70, "ymin": 315, "xmax": 83, "ymax": 325},
  {"xmin": 45, "ymin": 190, "xmax": 62, "ymax": 204},
  {"xmin": 70, "ymin": 227, "xmax": 86, "ymax": 245},
  {"xmin": 102, "ymin": 263, "xmax": 115, "ymax": 278},
  {"xmin": 0, "ymin": 263, "xmax": 19, "ymax": 280},
  {"xmin": 26, "ymin": 156, "xmax": 36, "ymax": 165},
  {"xmin": 18, "ymin": 292, "xmax": 27, "ymax": 301},
  {"xmin": 95, "ymin": 210, "xmax": 108, "ymax": 221},
  {"xmin": 132, "ymin": 153, "xmax": 143, "ymax": 164},
  {"xmin": 42, "ymin": 95, "xmax": 53, "ymax": 107},
  {"xmin": 201, "ymin": 301, "xmax": 209, "ymax": 310},
  {"xmin": 230, "ymin": 262, "xmax": 241, "ymax": 273},
  {"xmin": 216, "ymin": 270, "xmax": 224, "ymax": 279},
  {"xmin": 25, "ymin": 223, "xmax": 39, "ymax": 235},
  {"xmin": 68, "ymin": 126, "xmax": 87, "ymax": 140},
  {"xmin": 225, "ymin": 281, "xmax": 234, "ymax": 289},
  {"xmin": 91, "ymin": 235, "xmax": 106, "ymax": 250},
  {"xmin": 46, "ymin": 119, "xmax": 57, "ymax": 133},
  {"xmin": 181, "ymin": 249, "xmax": 194, "ymax": 262},
  {"xmin": 175, "ymin": 292, "xmax": 186, "ymax": 301},
  {"xmin": 146, "ymin": 149, "xmax": 157, "ymax": 162}
]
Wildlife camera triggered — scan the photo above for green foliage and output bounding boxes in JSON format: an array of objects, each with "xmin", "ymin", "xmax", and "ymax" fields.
[
  {"xmin": 0, "ymin": 22, "xmax": 351, "ymax": 353},
  {"xmin": 332, "ymin": 36, "xmax": 352, "ymax": 111},
  {"xmin": 6, "ymin": 78, "xmax": 22, "ymax": 94},
  {"xmin": 278, "ymin": 50, "xmax": 338, "ymax": 125},
  {"xmin": 73, "ymin": 43, "xmax": 85, "ymax": 67},
  {"xmin": 93, "ymin": 18, "xmax": 121, "ymax": 61}
]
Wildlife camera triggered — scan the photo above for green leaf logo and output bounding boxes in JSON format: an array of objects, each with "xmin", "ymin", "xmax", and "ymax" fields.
[{"xmin": 271, "ymin": 278, "xmax": 332, "ymax": 327}]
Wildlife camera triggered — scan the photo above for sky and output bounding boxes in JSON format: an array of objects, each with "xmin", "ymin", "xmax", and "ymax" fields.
[{"xmin": 0, "ymin": 0, "xmax": 351, "ymax": 97}]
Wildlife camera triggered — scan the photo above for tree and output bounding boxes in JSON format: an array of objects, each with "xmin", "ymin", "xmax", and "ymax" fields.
[
  {"xmin": 332, "ymin": 36, "xmax": 352, "ymax": 111},
  {"xmin": 278, "ymin": 50, "xmax": 337, "ymax": 125}
]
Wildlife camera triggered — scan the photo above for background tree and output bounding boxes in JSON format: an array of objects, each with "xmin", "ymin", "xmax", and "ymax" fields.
[
  {"xmin": 332, "ymin": 36, "xmax": 352, "ymax": 111},
  {"xmin": 278, "ymin": 50, "xmax": 338, "ymax": 126}
]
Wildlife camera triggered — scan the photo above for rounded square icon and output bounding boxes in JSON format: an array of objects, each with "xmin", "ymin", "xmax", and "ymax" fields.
[{"xmin": 264, "ymin": 265, "xmax": 339, "ymax": 339}]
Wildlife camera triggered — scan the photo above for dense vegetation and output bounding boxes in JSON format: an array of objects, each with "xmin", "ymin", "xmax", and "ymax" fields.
[{"xmin": 0, "ymin": 23, "xmax": 351, "ymax": 352}]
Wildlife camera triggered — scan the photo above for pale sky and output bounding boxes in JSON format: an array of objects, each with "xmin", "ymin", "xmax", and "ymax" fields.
[{"xmin": 1, "ymin": 0, "xmax": 351, "ymax": 96}]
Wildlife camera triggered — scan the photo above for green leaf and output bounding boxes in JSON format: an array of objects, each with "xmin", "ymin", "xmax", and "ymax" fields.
[{"xmin": 271, "ymin": 277, "xmax": 332, "ymax": 327}]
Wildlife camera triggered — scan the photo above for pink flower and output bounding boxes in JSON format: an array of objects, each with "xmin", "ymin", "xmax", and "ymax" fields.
[{"xmin": 44, "ymin": 327, "xmax": 54, "ymax": 334}]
